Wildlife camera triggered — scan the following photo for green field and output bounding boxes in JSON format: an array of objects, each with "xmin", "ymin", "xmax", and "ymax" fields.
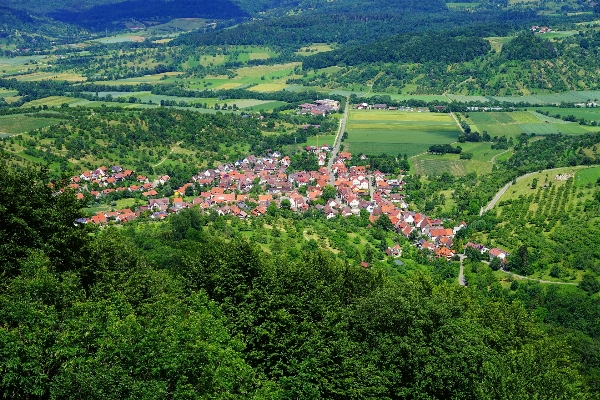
[
  {"xmin": 575, "ymin": 166, "xmax": 600, "ymax": 187},
  {"xmin": 345, "ymin": 110, "xmax": 461, "ymax": 157},
  {"xmin": 412, "ymin": 141, "xmax": 505, "ymax": 176},
  {"xmin": 0, "ymin": 114, "xmax": 64, "ymax": 135},
  {"xmin": 534, "ymin": 107, "xmax": 600, "ymax": 122},
  {"xmin": 413, "ymin": 158, "xmax": 468, "ymax": 176},
  {"xmin": 518, "ymin": 123, "xmax": 563, "ymax": 135},
  {"xmin": 491, "ymin": 90, "xmax": 600, "ymax": 105},
  {"xmin": 465, "ymin": 111, "xmax": 592, "ymax": 137}
]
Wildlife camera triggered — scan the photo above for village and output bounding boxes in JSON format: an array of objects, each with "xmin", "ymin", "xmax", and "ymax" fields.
[{"xmin": 65, "ymin": 146, "xmax": 511, "ymax": 264}]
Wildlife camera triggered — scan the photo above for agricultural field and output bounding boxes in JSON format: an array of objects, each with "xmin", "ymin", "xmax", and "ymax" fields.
[
  {"xmin": 14, "ymin": 72, "xmax": 86, "ymax": 82},
  {"xmin": 534, "ymin": 107, "xmax": 600, "ymax": 123},
  {"xmin": 0, "ymin": 114, "xmax": 64, "ymax": 136},
  {"xmin": 412, "ymin": 141, "xmax": 506, "ymax": 176},
  {"xmin": 574, "ymin": 166, "xmax": 600, "ymax": 186},
  {"xmin": 464, "ymin": 111, "xmax": 591, "ymax": 138},
  {"xmin": 94, "ymin": 72, "xmax": 183, "ymax": 85},
  {"xmin": 490, "ymin": 90, "xmax": 600, "ymax": 105},
  {"xmin": 295, "ymin": 44, "xmax": 335, "ymax": 56},
  {"xmin": 486, "ymin": 36, "xmax": 513, "ymax": 53},
  {"xmin": 344, "ymin": 110, "xmax": 461, "ymax": 157}
]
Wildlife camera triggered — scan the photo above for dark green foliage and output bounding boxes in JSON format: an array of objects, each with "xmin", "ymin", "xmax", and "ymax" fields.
[
  {"xmin": 0, "ymin": 144, "xmax": 595, "ymax": 398},
  {"xmin": 303, "ymin": 32, "xmax": 491, "ymax": 70},
  {"xmin": 0, "ymin": 162, "xmax": 89, "ymax": 278},
  {"xmin": 50, "ymin": 0, "xmax": 247, "ymax": 31},
  {"xmin": 502, "ymin": 31, "xmax": 557, "ymax": 61},
  {"xmin": 580, "ymin": 274, "xmax": 600, "ymax": 295},
  {"xmin": 429, "ymin": 144, "xmax": 462, "ymax": 155}
]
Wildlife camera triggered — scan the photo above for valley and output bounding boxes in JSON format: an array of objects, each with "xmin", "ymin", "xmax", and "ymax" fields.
[{"xmin": 1, "ymin": 0, "xmax": 600, "ymax": 398}]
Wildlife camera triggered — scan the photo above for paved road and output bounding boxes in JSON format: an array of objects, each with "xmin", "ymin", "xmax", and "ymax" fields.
[
  {"xmin": 327, "ymin": 97, "xmax": 349, "ymax": 186},
  {"xmin": 480, "ymin": 171, "xmax": 538, "ymax": 215},
  {"xmin": 458, "ymin": 254, "xmax": 466, "ymax": 286}
]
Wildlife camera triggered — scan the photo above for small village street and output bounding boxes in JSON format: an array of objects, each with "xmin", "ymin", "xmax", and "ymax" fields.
[{"xmin": 327, "ymin": 97, "xmax": 349, "ymax": 186}]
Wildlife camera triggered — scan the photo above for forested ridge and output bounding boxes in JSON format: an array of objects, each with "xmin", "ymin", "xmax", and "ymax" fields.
[
  {"xmin": 302, "ymin": 32, "xmax": 491, "ymax": 70},
  {"xmin": 0, "ymin": 161, "xmax": 592, "ymax": 398}
]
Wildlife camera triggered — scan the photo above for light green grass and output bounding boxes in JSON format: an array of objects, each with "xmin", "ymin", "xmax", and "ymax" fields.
[
  {"xmin": 498, "ymin": 166, "xmax": 586, "ymax": 202},
  {"xmin": 0, "ymin": 114, "xmax": 63, "ymax": 135},
  {"xmin": 575, "ymin": 166, "xmax": 600, "ymax": 187},
  {"xmin": 345, "ymin": 110, "xmax": 461, "ymax": 157},
  {"xmin": 534, "ymin": 107, "xmax": 600, "ymax": 122},
  {"xmin": 412, "ymin": 158, "xmax": 468, "ymax": 176}
]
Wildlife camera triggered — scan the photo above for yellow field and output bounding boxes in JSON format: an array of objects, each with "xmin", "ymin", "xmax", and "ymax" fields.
[
  {"xmin": 215, "ymin": 82, "xmax": 245, "ymax": 90},
  {"xmin": 21, "ymin": 96, "xmax": 81, "ymax": 107},
  {"xmin": 152, "ymin": 38, "xmax": 174, "ymax": 44},
  {"xmin": 350, "ymin": 110, "xmax": 456, "ymax": 123},
  {"xmin": 248, "ymin": 52, "xmax": 270, "ymax": 60},
  {"xmin": 235, "ymin": 62, "xmax": 300, "ymax": 78},
  {"xmin": 15, "ymin": 72, "xmax": 86, "ymax": 82},
  {"xmin": 248, "ymin": 83, "xmax": 288, "ymax": 92}
]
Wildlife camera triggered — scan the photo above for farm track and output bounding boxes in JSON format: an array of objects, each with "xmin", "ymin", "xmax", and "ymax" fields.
[
  {"xmin": 499, "ymin": 269, "xmax": 577, "ymax": 285},
  {"xmin": 450, "ymin": 112, "xmax": 464, "ymax": 133},
  {"xmin": 152, "ymin": 141, "xmax": 182, "ymax": 167},
  {"xmin": 490, "ymin": 149, "xmax": 510, "ymax": 165}
]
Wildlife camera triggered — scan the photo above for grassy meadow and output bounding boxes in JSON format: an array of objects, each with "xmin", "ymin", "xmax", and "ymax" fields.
[
  {"xmin": 0, "ymin": 114, "xmax": 64, "ymax": 136},
  {"xmin": 344, "ymin": 110, "xmax": 461, "ymax": 157},
  {"xmin": 464, "ymin": 110, "xmax": 593, "ymax": 138},
  {"xmin": 412, "ymin": 141, "xmax": 506, "ymax": 177}
]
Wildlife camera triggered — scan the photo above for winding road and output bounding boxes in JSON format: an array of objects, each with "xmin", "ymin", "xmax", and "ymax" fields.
[{"xmin": 480, "ymin": 171, "xmax": 537, "ymax": 215}]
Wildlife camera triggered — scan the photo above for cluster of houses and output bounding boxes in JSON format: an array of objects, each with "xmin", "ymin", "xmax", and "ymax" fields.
[
  {"xmin": 66, "ymin": 150, "xmax": 509, "ymax": 262},
  {"xmin": 531, "ymin": 25, "xmax": 552, "ymax": 34},
  {"xmin": 67, "ymin": 165, "xmax": 164, "ymax": 200},
  {"xmin": 298, "ymin": 99, "xmax": 340, "ymax": 115},
  {"xmin": 465, "ymin": 242, "xmax": 510, "ymax": 263},
  {"xmin": 354, "ymin": 103, "xmax": 431, "ymax": 112}
]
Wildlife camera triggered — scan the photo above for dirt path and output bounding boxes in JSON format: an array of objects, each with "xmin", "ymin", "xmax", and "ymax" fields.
[
  {"xmin": 152, "ymin": 142, "xmax": 181, "ymax": 167},
  {"xmin": 498, "ymin": 269, "xmax": 577, "ymax": 285},
  {"xmin": 490, "ymin": 149, "xmax": 510, "ymax": 165},
  {"xmin": 450, "ymin": 112, "xmax": 465, "ymax": 133}
]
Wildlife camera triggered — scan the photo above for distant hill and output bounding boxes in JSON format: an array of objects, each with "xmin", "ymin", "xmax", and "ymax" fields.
[
  {"xmin": 302, "ymin": 32, "xmax": 492, "ymax": 69},
  {"xmin": 48, "ymin": 0, "xmax": 248, "ymax": 31}
]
